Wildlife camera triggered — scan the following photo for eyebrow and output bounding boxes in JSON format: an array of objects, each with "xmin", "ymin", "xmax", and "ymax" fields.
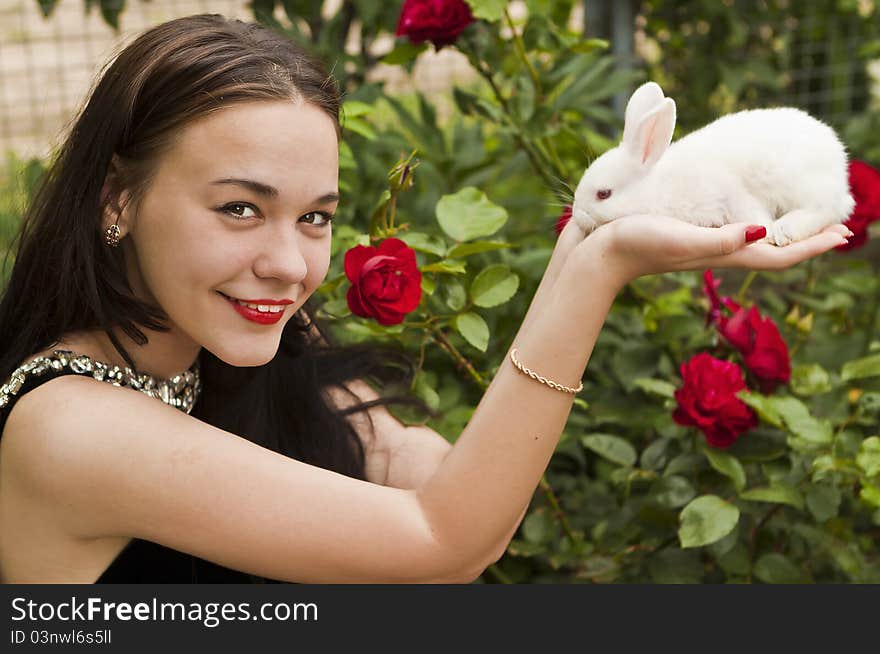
[{"xmin": 210, "ymin": 178, "xmax": 340, "ymax": 204}]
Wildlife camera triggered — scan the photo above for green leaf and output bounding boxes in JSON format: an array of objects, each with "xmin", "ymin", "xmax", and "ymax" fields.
[
  {"xmin": 633, "ymin": 377, "xmax": 676, "ymax": 399},
  {"xmin": 399, "ymin": 232, "xmax": 447, "ymax": 257},
  {"xmin": 443, "ymin": 281, "xmax": 467, "ymax": 311},
  {"xmin": 702, "ymin": 447, "xmax": 746, "ymax": 493},
  {"xmin": 805, "ymin": 484, "xmax": 842, "ymax": 522},
  {"xmin": 581, "ymin": 434, "xmax": 637, "ymax": 467},
  {"xmin": 470, "ymin": 264, "xmax": 519, "ymax": 308},
  {"xmin": 740, "ymin": 484, "xmax": 804, "ymax": 510},
  {"xmin": 522, "ymin": 509, "xmax": 555, "ymax": 544},
  {"xmin": 747, "ymin": 395, "xmax": 833, "ymax": 447},
  {"xmin": 341, "ymin": 116, "xmax": 376, "ymax": 140},
  {"xmin": 754, "ymin": 553, "xmax": 806, "ymax": 584},
  {"xmin": 338, "ymin": 140, "xmax": 356, "ymax": 170},
  {"xmin": 861, "ymin": 483, "xmax": 880, "ymax": 508},
  {"xmin": 99, "ymin": 0, "xmax": 124, "ymax": 29},
  {"xmin": 454, "ymin": 312, "xmax": 489, "ymax": 352},
  {"xmin": 678, "ymin": 495, "xmax": 740, "ymax": 548},
  {"xmin": 446, "ymin": 241, "xmax": 513, "ymax": 258},
  {"xmin": 421, "ymin": 260, "xmax": 467, "ymax": 274},
  {"xmin": 790, "ymin": 364, "xmax": 832, "ymax": 396},
  {"xmin": 413, "ymin": 373, "xmax": 440, "ymax": 411},
  {"xmin": 382, "ymin": 40, "xmax": 427, "ymax": 65},
  {"xmin": 420, "ymin": 276, "xmax": 436, "ymax": 296},
  {"xmin": 465, "ymin": 0, "xmax": 507, "ymax": 22},
  {"xmin": 570, "ymin": 37, "xmax": 610, "ymax": 53},
  {"xmin": 436, "ymin": 187, "xmax": 508, "ymax": 242},
  {"xmin": 857, "ymin": 436, "xmax": 880, "ymax": 478},
  {"xmin": 37, "ymin": 0, "xmax": 59, "ymax": 17},
  {"xmin": 319, "ymin": 296, "xmax": 351, "ymax": 318},
  {"xmin": 640, "ymin": 438, "xmax": 669, "ymax": 471},
  {"xmin": 842, "ymin": 353, "xmax": 880, "ymax": 381},
  {"xmin": 651, "ymin": 475, "xmax": 696, "ymax": 509},
  {"xmin": 341, "ymin": 100, "xmax": 373, "ymax": 118},
  {"xmin": 737, "ymin": 392, "xmax": 784, "ymax": 429}
]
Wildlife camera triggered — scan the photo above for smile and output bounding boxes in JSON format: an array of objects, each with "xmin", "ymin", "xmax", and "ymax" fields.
[{"xmin": 218, "ymin": 292, "xmax": 291, "ymax": 325}]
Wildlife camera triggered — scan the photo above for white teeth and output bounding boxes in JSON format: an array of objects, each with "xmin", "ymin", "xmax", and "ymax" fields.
[{"xmin": 229, "ymin": 296, "xmax": 285, "ymax": 313}]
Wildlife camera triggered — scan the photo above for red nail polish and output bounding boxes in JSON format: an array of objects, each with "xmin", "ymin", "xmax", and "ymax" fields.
[{"xmin": 745, "ymin": 225, "xmax": 767, "ymax": 243}]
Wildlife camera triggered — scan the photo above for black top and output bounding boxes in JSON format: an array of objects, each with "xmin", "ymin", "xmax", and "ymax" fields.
[{"xmin": 0, "ymin": 365, "xmax": 288, "ymax": 584}]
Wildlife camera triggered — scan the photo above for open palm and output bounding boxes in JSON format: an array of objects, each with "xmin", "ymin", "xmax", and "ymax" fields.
[{"xmin": 576, "ymin": 214, "xmax": 852, "ymax": 285}]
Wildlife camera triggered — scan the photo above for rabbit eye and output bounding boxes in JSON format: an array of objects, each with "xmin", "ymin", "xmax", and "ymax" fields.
[{"xmin": 596, "ymin": 189, "xmax": 612, "ymax": 200}]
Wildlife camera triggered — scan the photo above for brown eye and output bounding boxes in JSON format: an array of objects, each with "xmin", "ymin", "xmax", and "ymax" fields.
[{"xmin": 596, "ymin": 189, "xmax": 612, "ymax": 200}]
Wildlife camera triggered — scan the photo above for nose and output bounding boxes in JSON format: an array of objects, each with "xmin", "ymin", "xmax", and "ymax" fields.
[{"xmin": 251, "ymin": 222, "xmax": 309, "ymax": 285}]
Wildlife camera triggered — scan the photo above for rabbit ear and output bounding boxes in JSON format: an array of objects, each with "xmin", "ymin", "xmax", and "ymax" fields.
[
  {"xmin": 625, "ymin": 97, "xmax": 676, "ymax": 168},
  {"xmin": 622, "ymin": 82, "xmax": 665, "ymax": 146}
]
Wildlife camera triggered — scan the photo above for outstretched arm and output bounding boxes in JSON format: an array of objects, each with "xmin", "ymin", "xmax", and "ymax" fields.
[{"xmin": 417, "ymin": 217, "xmax": 852, "ymax": 573}]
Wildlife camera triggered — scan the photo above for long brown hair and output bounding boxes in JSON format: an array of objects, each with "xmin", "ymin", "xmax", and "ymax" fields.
[{"xmin": 0, "ymin": 14, "xmax": 433, "ymax": 479}]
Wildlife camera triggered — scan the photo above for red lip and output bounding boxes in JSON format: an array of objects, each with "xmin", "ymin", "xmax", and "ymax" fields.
[{"xmin": 220, "ymin": 293, "xmax": 288, "ymax": 325}]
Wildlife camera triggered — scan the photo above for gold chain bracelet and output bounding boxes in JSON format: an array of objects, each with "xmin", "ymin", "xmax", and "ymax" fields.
[{"xmin": 509, "ymin": 347, "xmax": 584, "ymax": 395}]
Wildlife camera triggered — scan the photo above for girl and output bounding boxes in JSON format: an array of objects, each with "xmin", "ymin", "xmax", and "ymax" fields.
[{"xmin": 0, "ymin": 14, "xmax": 852, "ymax": 583}]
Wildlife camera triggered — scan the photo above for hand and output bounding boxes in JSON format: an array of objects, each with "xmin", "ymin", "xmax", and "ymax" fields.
[
  {"xmin": 575, "ymin": 215, "xmax": 853, "ymax": 286},
  {"xmin": 546, "ymin": 215, "xmax": 587, "ymax": 281}
]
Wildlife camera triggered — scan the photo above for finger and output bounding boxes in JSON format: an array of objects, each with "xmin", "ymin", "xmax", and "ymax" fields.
[
  {"xmin": 669, "ymin": 221, "xmax": 768, "ymax": 261},
  {"xmin": 680, "ymin": 226, "xmax": 850, "ymax": 271}
]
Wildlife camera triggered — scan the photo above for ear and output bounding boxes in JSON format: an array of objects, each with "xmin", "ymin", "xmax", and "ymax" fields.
[
  {"xmin": 621, "ymin": 82, "xmax": 665, "ymax": 146},
  {"xmin": 100, "ymin": 155, "xmax": 133, "ymax": 239},
  {"xmin": 624, "ymin": 97, "xmax": 676, "ymax": 168}
]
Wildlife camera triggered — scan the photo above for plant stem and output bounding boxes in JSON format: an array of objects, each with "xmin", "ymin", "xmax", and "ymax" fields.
[
  {"xmin": 430, "ymin": 326, "xmax": 487, "ymax": 388},
  {"xmin": 538, "ymin": 476, "xmax": 579, "ymax": 544},
  {"xmin": 747, "ymin": 504, "xmax": 783, "ymax": 581},
  {"xmin": 504, "ymin": 7, "xmax": 542, "ymax": 100},
  {"xmin": 468, "ymin": 56, "xmax": 563, "ymax": 191},
  {"xmin": 736, "ymin": 271, "xmax": 758, "ymax": 304}
]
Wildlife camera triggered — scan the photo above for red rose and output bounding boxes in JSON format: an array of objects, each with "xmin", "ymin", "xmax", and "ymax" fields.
[
  {"xmin": 344, "ymin": 238, "xmax": 422, "ymax": 326},
  {"xmin": 736, "ymin": 307, "xmax": 791, "ymax": 392},
  {"xmin": 673, "ymin": 352, "xmax": 758, "ymax": 449},
  {"xmin": 703, "ymin": 270, "xmax": 791, "ymax": 393},
  {"xmin": 838, "ymin": 159, "xmax": 880, "ymax": 252},
  {"xmin": 555, "ymin": 205, "xmax": 572, "ymax": 235},
  {"xmin": 395, "ymin": 0, "xmax": 474, "ymax": 49}
]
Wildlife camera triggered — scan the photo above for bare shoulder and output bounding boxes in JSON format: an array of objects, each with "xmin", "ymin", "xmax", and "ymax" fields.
[{"xmin": 1, "ymin": 373, "xmax": 469, "ymax": 583}]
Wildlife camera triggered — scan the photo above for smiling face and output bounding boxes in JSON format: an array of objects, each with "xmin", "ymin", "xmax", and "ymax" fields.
[{"xmin": 115, "ymin": 99, "xmax": 339, "ymax": 367}]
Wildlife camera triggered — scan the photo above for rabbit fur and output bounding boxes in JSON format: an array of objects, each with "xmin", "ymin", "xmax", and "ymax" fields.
[{"xmin": 571, "ymin": 82, "xmax": 855, "ymax": 246}]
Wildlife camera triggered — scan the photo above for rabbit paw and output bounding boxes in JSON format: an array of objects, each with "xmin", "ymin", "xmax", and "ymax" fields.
[
  {"xmin": 767, "ymin": 221, "xmax": 798, "ymax": 247},
  {"xmin": 767, "ymin": 209, "xmax": 834, "ymax": 247}
]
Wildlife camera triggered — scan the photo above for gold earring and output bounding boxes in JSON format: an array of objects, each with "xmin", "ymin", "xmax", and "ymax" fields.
[{"xmin": 104, "ymin": 222, "xmax": 121, "ymax": 248}]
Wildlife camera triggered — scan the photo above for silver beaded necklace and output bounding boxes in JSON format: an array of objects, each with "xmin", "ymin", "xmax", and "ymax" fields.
[{"xmin": 0, "ymin": 349, "xmax": 201, "ymax": 415}]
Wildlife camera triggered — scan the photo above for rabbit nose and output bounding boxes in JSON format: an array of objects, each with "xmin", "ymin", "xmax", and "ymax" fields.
[{"xmin": 572, "ymin": 207, "xmax": 598, "ymax": 233}]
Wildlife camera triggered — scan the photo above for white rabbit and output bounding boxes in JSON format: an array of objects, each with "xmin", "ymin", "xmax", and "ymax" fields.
[{"xmin": 571, "ymin": 81, "xmax": 855, "ymax": 246}]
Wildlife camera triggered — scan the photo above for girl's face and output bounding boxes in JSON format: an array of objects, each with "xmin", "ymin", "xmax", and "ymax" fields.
[{"xmin": 119, "ymin": 99, "xmax": 339, "ymax": 367}]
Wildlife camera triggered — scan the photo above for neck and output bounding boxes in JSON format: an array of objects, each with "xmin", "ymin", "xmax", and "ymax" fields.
[{"xmin": 59, "ymin": 325, "xmax": 201, "ymax": 380}]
